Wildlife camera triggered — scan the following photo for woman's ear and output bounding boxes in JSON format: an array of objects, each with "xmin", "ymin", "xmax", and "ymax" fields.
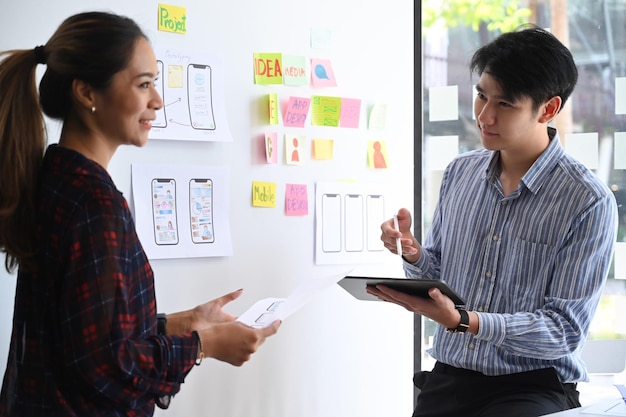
[
  {"xmin": 71, "ymin": 79, "xmax": 96, "ymax": 113},
  {"xmin": 538, "ymin": 96, "xmax": 562, "ymax": 124}
]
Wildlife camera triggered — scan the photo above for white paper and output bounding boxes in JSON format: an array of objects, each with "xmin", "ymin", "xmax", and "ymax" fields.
[
  {"xmin": 615, "ymin": 132, "xmax": 626, "ymax": 170},
  {"xmin": 131, "ymin": 164, "xmax": 233, "ymax": 259},
  {"xmin": 315, "ymin": 182, "xmax": 391, "ymax": 265},
  {"xmin": 564, "ymin": 132, "xmax": 599, "ymax": 169},
  {"xmin": 150, "ymin": 48, "xmax": 232, "ymax": 142},
  {"xmin": 237, "ymin": 271, "xmax": 348, "ymax": 328},
  {"xmin": 429, "ymin": 85, "xmax": 459, "ymax": 122},
  {"xmin": 616, "ymin": 77, "xmax": 626, "ymax": 115}
]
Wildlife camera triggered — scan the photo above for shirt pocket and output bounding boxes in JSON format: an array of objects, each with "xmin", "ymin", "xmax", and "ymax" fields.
[{"xmin": 499, "ymin": 237, "xmax": 556, "ymax": 311}]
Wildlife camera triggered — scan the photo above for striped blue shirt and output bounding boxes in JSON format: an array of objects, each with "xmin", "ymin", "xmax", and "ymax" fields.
[{"xmin": 406, "ymin": 128, "xmax": 618, "ymax": 383}]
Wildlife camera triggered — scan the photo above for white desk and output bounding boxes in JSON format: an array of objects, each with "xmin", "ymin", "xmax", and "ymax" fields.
[{"xmin": 543, "ymin": 399, "xmax": 626, "ymax": 416}]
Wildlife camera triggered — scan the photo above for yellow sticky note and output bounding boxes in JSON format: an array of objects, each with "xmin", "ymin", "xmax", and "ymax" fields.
[
  {"xmin": 254, "ymin": 53, "xmax": 283, "ymax": 85},
  {"xmin": 313, "ymin": 139, "xmax": 334, "ymax": 160},
  {"xmin": 252, "ymin": 181, "xmax": 277, "ymax": 208},
  {"xmin": 168, "ymin": 65, "xmax": 183, "ymax": 88},
  {"xmin": 269, "ymin": 93, "xmax": 279, "ymax": 125},
  {"xmin": 368, "ymin": 140, "xmax": 389, "ymax": 169},
  {"xmin": 158, "ymin": 4, "xmax": 187, "ymax": 34},
  {"xmin": 311, "ymin": 95, "xmax": 341, "ymax": 127}
]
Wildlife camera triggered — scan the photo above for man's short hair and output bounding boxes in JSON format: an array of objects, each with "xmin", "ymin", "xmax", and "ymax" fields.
[{"xmin": 470, "ymin": 25, "xmax": 578, "ymax": 113}]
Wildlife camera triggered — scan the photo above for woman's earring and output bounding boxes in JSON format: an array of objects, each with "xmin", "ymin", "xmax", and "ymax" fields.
[{"xmin": 91, "ymin": 106, "xmax": 96, "ymax": 114}]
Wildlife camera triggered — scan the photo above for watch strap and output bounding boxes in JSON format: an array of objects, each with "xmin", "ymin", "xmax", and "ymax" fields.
[{"xmin": 447, "ymin": 308, "xmax": 469, "ymax": 333}]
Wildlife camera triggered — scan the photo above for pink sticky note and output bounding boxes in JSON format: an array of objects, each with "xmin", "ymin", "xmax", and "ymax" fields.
[
  {"xmin": 283, "ymin": 97, "xmax": 311, "ymax": 128},
  {"xmin": 311, "ymin": 58, "xmax": 337, "ymax": 87},
  {"xmin": 285, "ymin": 184, "xmax": 308, "ymax": 216},
  {"xmin": 340, "ymin": 98, "xmax": 361, "ymax": 128},
  {"xmin": 265, "ymin": 132, "xmax": 278, "ymax": 164}
]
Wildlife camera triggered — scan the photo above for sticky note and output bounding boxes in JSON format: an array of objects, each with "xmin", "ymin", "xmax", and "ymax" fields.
[
  {"xmin": 252, "ymin": 181, "xmax": 276, "ymax": 208},
  {"xmin": 340, "ymin": 98, "xmax": 361, "ymax": 128},
  {"xmin": 285, "ymin": 184, "xmax": 308, "ymax": 216},
  {"xmin": 615, "ymin": 132, "xmax": 626, "ymax": 169},
  {"xmin": 168, "ymin": 65, "xmax": 184, "ymax": 88},
  {"xmin": 283, "ymin": 55, "xmax": 308, "ymax": 86},
  {"xmin": 426, "ymin": 135, "xmax": 459, "ymax": 171},
  {"xmin": 265, "ymin": 132, "xmax": 278, "ymax": 164},
  {"xmin": 369, "ymin": 103, "xmax": 387, "ymax": 131},
  {"xmin": 564, "ymin": 132, "xmax": 599, "ymax": 169},
  {"xmin": 616, "ymin": 77, "xmax": 626, "ymax": 114},
  {"xmin": 616, "ymin": 242, "xmax": 626, "ymax": 279},
  {"xmin": 254, "ymin": 53, "xmax": 283, "ymax": 85},
  {"xmin": 158, "ymin": 4, "xmax": 187, "ymax": 34},
  {"xmin": 312, "ymin": 139, "xmax": 334, "ymax": 160},
  {"xmin": 310, "ymin": 28, "xmax": 332, "ymax": 49},
  {"xmin": 284, "ymin": 97, "xmax": 310, "ymax": 128},
  {"xmin": 285, "ymin": 134, "xmax": 305, "ymax": 165},
  {"xmin": 368, "ymin": 140, "xmax": 388, "ymax": 169},
  {"xmin": 311, "ymin": 58, "xmax": 337, "ymax": 87},
  {"xmin": 269, "ymin": 93, "xmax": 279, "ymax": 125},
  {"xmin": 311, "ymin": 95, "xmax": 340, "ymax": 127},
  {"xmin": 429, "ymin": 85, "xmax": 459, "ymax": 121}
]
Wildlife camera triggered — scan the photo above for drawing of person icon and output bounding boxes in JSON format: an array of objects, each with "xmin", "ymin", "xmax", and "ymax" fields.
[
  {"xmin": 167, "ymin": 221, "xmax": 173, "ymax": 230},
  {"xmin": 202, "ymin": 225, "xmax": 212, "ymax": 240},
  {"xmin": 291, "ymin": 137, "xmax": 300, "ymax": 162},
  {"xmin": 373, "ymin": 141, "xmax": 386, "ymax": 168}
]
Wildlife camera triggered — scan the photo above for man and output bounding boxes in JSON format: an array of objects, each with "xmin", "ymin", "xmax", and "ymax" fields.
[{"xmin": 370, "ymin": 26, "xmax": 618, "ymax": 417}]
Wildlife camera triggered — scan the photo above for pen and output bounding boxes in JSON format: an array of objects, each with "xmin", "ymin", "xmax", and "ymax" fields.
[{"xmin": 393, "ymin": 214, "xmax": 402, "ymax": 256}]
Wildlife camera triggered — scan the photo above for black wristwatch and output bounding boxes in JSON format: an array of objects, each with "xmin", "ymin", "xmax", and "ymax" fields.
[
  {"xmin": 156, "ymin": 313, "xmax": 167, "ymax": 335},
  {"xmin": 446, "ymin": 308, "xmax": 469, "ymax": 333}
]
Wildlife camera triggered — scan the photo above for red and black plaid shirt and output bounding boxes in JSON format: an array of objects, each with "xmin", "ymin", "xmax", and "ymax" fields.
[{"xmin": 1, "ymin": 145, "xmax": 197, "ymax": 416}]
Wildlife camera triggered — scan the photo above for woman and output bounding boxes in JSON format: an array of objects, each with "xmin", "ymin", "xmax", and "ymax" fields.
[{"xmin": 0, "ymin": 11, "xmax": 280, "ymax": 416}]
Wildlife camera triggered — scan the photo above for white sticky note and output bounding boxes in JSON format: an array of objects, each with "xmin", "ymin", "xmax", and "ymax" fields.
[
  {"xmin": 615, "ymin": 242, "xmax": 626, "ymax": 280},
  {"xmin": 472, "ymin": 84, "xmax": 478, "ymax": 120},
  {"xmin": 564, "ymin": 132, "xmax": 599, "ymax": 170},
  {"xmin": 615, "ymin": 132, "xmax": 626, "ymax": 170},
  {"xmin": 616, "ymin": 77, "xmax": 626, "ymax": 115},
  {"xmin": 429, "ymin": 85, "xmax": 459, "ymax": 122},
  {"xmin": 426, "ymin": 135, "xmax": 458, "ymax": 171}
]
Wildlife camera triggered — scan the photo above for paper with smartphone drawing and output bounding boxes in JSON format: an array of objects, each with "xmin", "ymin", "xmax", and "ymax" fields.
[
  {"xmin": 131, "ymin": 163, "xmax": 233, "ymax": 259},
  {"xmin": 237, "ymin": 271, "xmax": 348, "ymax": 328},
  {"xmin": 149, "ymin": 48, "xmax": 232, "ymax": 142},
  {"xmin": 315, "ymin": 181, "xmax": 391, "ymax": 265}
]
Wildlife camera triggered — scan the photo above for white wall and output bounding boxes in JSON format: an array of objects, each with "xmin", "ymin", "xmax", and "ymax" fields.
[{"xmin": 1, "ymin": 1, "xmax": 415, "ymax": 416}]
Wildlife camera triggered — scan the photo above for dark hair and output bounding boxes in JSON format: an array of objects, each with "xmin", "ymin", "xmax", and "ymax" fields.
[
  {"xmin": 0, "ymin": 11, "xmax": 147, "ymax": 272},
  {"xmin": 470, "ymin": 25, "xmax": 578, "ymax": 113}
]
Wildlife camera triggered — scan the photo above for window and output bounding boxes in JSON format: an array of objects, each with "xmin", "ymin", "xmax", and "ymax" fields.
[{"xmin": 420, "ymin": 0, "xmax": 626, "ymax": 390}]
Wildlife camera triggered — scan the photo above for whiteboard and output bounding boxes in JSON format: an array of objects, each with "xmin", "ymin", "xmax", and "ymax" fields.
[{"xmin": 0, "ymin": 1, "xmax": 415, "ymax": 416}]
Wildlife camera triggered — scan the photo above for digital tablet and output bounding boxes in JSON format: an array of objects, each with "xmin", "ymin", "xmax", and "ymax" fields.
[{"xmin": 338, "ymin": 276, "xmax": 465, "ymax": 306}]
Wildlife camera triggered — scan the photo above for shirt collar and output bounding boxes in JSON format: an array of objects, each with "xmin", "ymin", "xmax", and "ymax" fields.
[
  {"xmin": 44, "ymin": 144, "xmax": 115, "ymax": 187},
  {"xmin": 484, "ymin": 127, "xmax": 564, "ymax": 194}
]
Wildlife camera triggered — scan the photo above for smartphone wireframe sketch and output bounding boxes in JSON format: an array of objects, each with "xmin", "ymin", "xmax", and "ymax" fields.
[
  {"xmin": 344, "ymin": 194, "xmax": 364, "ymax": 252},
  {"xmin": 151, "ymin": 178, "xmax": 178, "ymax": 245},
  {"xmin": 187, "ymin": 64, "xmax": 216, "ymax": 130},
  {"xmin": 189, "ymin": 178, "xmax": 214, "ymax": 243},
  {"xmin": 366, "ymin": 194, "xmax": 385, "ymax": 251},
  {"xmin": 153, "ymin": 60, "xmax": 167, "ymax": 128},
  {"xmin": 321, "ymin": 193, "xmax": 341, "ymax": 253}
]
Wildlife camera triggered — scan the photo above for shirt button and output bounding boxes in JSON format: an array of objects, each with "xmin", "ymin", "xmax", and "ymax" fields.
[
  {"xmin": 492, "ymin": 235, "xmax": 499, "ymax": 241},
  {"xmin": 468, "ymin": 343, "xmax": 475, "ymax": 349},
  {"xmin": 477, "ymin": 307, "xmax": 484, "ymax": 312},
  {"xmin": 485, "ymin": 271, "xmax": 492, "ymax": 278},
  {"xmin": 501, "ymin": 201, "xmax": 508, "ymax": 206}
]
